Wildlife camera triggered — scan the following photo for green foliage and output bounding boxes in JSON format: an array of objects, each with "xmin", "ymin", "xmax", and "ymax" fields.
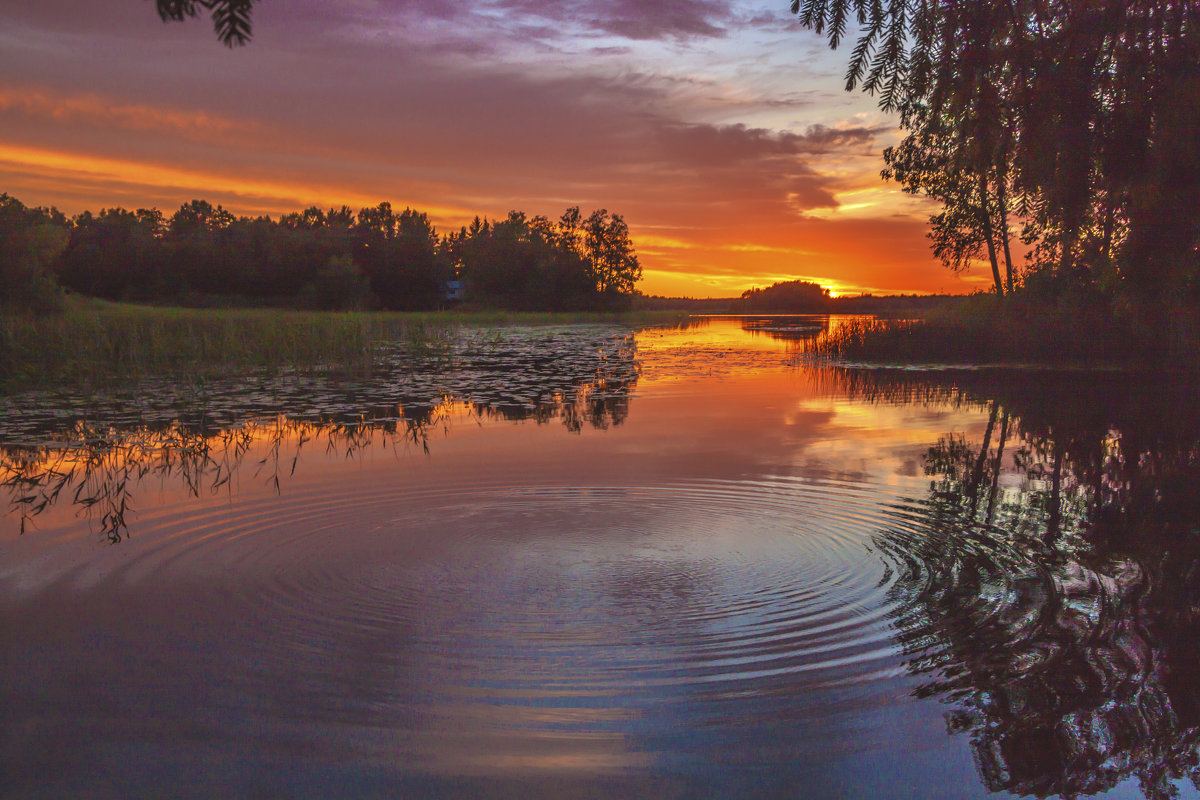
[
  {"xmin": 0, "ymin": 194, "xmax": 67, "ymax": 315},
  {"xmin": 302, "ymin": 255, "xmax": 373, "ymax": 311},
  {"xmin": 0, "ymin": 299, "xmax": 396, "ymax": 389}
]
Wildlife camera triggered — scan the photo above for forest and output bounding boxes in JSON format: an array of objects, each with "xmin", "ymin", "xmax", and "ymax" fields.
[{"xmin": 0, "ymin": 194, "xmax": 642, "ymax": 313}]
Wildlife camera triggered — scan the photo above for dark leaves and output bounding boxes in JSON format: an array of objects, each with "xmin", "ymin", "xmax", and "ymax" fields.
[{"xmin": 153, "ymin": 0, "xmax": 257, "ymax": 46}]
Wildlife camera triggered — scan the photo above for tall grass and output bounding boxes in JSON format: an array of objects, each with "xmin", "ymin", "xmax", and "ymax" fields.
[
  {"xmin": 805, "ymin": 295, "xmax": 1200, "ymax": 367},
  {"xmin": 0, "ymin": 299, "xmax": 688, "ymax": 391}
]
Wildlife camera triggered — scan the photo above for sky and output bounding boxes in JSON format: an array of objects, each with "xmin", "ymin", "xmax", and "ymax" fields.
[{"xmin": 0, "ymin": 0, "xmax": 993, "ymax": 298}]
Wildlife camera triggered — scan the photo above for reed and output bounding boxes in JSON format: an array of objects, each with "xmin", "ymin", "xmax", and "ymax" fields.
[
  {"xmin": 0, "ymin": 299, "xmax": 688, "ymax": 391},
  {"xmin": 805, "ymin": 295, "xmax": 1200, "ymax": 367}
]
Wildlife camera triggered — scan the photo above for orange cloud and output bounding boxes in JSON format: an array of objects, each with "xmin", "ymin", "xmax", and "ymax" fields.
[
  {"xmin": 0, "ymin": 144, "xmax": 471, "ymax": 221},
  {"xmin": 0, "ymin": 84, "xmax": 254, "ymax": 137}
]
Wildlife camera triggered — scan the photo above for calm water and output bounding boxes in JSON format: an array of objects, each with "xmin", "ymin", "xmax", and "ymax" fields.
[{"xmin": 3, "ymin": 317, "xmax": 1199, "ymax": 799}]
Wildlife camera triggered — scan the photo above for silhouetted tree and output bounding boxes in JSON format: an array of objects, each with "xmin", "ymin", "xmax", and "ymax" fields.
[
  {"xmin": 794, "ymin": 0, "xmax": 1200, "ymax": 304},
  {"xmin": 60, "ymin": 208, "xmax": 163, "ymax": 300},
  {"xmin": 353, "ymin": 204, "xmax": 445, "ymax": 310},
  {"xmin": 457, "ymin": 207, "xmax": 638, "ymax": 311},
  {"xmin": 740, "ymin": 279, "xmax": 831, "ymax": 311},
  {"xmin": 883, "ymin": 102, "xmax": 1016, "ymax": 296},
  {"xmin": 582, "ymin": 209, "xmax": 641, "ymax": 301},
  {"xmin": 43, "ymin": 193, "xmax": 641, "ymax": 311},
  {"xmin": 302, "ymin": 254, "xmax": 372, "ymax": 310}
]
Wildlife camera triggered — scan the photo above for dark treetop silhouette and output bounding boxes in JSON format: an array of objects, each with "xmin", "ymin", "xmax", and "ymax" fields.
[
  {"xmin": 155, "ymin": 0, "xmax": 257, "ymax": 46},
  {"xmin": 2, "ymin": 193, "xmax": 642, "ymax": 313},
  {"xmin": 794, "ymin": 0, "xmax": 1200, "ymax": 303}
]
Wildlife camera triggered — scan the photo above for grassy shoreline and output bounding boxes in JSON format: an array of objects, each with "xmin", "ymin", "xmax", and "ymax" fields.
[
  {"xmin": 9, "ymin": 295, "xmax": 1194, "ymax": 392},
  {"xmin": 0, "ymin": 298, "xmax": 689, "ymax": 391},
  {"xmin": 805, "ymin": 295, "xmax": 1200, "ymax": 368}
]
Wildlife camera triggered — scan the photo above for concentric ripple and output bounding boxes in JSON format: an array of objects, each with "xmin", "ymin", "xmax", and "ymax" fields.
[{"xmin": 12, "ymin": 471, "xmax": 1058, "ymax": 770}]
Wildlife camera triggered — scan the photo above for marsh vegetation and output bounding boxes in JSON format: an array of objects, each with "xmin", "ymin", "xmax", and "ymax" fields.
[{"xmin": 0, "ymin": 297, "xmax": 683, "ymax": 391}]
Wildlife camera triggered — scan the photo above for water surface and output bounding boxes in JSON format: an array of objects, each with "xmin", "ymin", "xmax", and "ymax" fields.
[{"xmin": 3, "ymin": 317, "xmax": 1199, "ymax": 798}]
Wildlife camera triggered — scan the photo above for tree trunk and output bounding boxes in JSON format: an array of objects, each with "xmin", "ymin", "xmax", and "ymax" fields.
[
  {"xmin": 1045, "ymin": 438, "xmax": 1064, "ymax": 546},
  {"xmin": 997, "ymin": 177, "xmax": 1015, "ymax": 293},
  {"xmin": 1105, "ymin": 201, "xmax": 1116, "ymax": 265},
  {"xmin": 968, "ymin": 400, "xmax": 1000, "ymax": 517},
  {"xmin": 986, "ymin": 411, "xmax": 1010, "ymax": 526},
  {"xmin": 978, "ymin": 173, "xmax": 1004, "ymax": 296}
]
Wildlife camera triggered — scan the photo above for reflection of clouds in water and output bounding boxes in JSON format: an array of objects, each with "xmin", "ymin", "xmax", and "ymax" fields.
[
  {"xmin": 2, "ymin": 474, "xmax": 926, "ymax": 779},
  {"xmin": 786, "ymin": 395, "xmax": 983, "ymax": 494},
  {"xmin": 302, "ymin": 480, "xmax": 918, "ymax": 770}
]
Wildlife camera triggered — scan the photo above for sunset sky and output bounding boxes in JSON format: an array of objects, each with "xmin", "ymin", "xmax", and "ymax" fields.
[{"xmin": 0, "ymin": 1, "xmax": 993, "ymax": 297}]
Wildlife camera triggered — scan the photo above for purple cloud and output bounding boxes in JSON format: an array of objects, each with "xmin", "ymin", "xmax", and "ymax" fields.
[
  {"xmin": 657, "ymin": 123, "xmax": 883, "ymax": 165},
  {"xmin": 493, "ymin": 0, "xmax": 736, "ymax": 40}
]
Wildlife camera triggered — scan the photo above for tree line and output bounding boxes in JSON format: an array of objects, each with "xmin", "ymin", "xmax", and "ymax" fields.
[
  {"xmin": 0, "ymin": 193, "xmax": 642, "ymax": 312},
  {"xmin": 795, "ymin": 1, "xmax": 1200, "ymax": 307}
]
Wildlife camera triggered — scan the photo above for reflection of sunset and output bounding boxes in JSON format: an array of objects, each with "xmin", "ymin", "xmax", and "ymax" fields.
[{"xmin": 0, "ymin": 407, "xmax": 463, "ymax": 541}]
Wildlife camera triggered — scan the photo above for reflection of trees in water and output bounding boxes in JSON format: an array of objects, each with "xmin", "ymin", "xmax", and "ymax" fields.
[
  {"xmin": 834, "ymin": 366, "xmax": 1200, "ymax": 799},
  {"xmin": 2, "ymin": 329, "xmax": 640, "ymax": 542},
  {"xmin": 1, "ymin": 416, "xmax": 433, "ymax": 543},
  {"xmin": 470, "ymin": 369, "xmax": 633, "ymax": 433},
  {"xmin": 739, "ymin": 315, "xmax": 831, "ymax": 346}
]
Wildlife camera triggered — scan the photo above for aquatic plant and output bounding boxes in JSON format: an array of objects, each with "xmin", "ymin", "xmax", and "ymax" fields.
[{"xmin": 0, "ymin": 298, "xmax": 683, "ymax": 392}]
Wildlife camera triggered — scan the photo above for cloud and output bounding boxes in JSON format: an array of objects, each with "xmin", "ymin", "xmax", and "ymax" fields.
[
  {"xmin": 0, "ymin": 0, "xmax": 945, "ymax": 296},
  {"xmin": 1, "ymin": 46, "xmax": 878, "ymax": 234},
  {"xmin": 657, "ymin": 122, "xmax": 881, "ymax": 165},
  {"xmin": 0, "ymin": 142, "xmax": 466, "ymax": 219},
  {"xmin": 0, "ymin": 85, "xmax": 256, "ymax": 138},
  {"xmin": 317, "ymin": 0, "xmax": 736, "ymax": 58},
  {"xmin": 590, "ymin": 46, "xmax": 635, "ymax": 56},
  {"xmin": 492, "ymin": 0, "xmax": 737, "ymax": 41}
]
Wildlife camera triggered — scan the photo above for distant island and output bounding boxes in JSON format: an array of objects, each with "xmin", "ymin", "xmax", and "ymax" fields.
[{"xmin": 637, "ymin": 279, "xmax": 958, "ymax": 316}]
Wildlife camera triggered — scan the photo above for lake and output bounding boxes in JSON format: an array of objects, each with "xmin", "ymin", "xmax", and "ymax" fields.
[{"xmin": 3, "ymin": 316, "xmax": 1199, "ymax": 799}]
